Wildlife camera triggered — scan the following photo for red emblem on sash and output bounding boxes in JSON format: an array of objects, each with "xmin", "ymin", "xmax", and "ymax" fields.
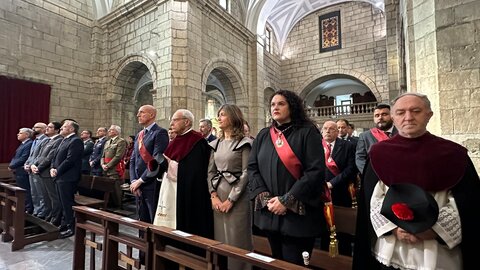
[
  {"xmin": 270, "ymin": 126, "xmax": 338, "ymax": 257},
  {"xmin": 322, "ymin": 139, "xmax": 341, "ymax": 176},
  {"xmin": 269, "ymin": 126, "xmax": 302, "ymax": 180}
]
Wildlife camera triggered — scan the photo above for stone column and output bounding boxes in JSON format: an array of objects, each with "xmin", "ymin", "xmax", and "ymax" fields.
[{"xmin": 403, "ymin": 0, "xmax": 480, "ymax": 170}]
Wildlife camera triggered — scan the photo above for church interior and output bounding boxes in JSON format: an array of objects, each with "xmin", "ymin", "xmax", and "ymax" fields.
[{"xmin": 0, "ymin": 0, "xmax": 479, "ymax": 268}]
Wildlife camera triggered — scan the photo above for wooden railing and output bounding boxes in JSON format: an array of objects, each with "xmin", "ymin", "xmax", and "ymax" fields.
[
  {"xmin": 306, "ymin": 101, "xmax": 378, "ymax": 118},
  {"xmin": 73, "ymin": 206, "xmax": 308, "ymax": 270}
]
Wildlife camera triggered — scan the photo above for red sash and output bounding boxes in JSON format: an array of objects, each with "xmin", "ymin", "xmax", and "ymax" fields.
[
  {"xmin": 370, "ymin": 128, "xmax": 389, "ymax": 142},
  {"xmin": 269, "ymin": 126, "xmax": 338, "ymax": 256},
  {"xmin": 322, "ymin": 139, "xmax": 341, "ymax": 176},
  {"xmin": 138, "ymin": 129, "xmax": 154, "ymax": 164},
  {"xmin": 269, "ymin": 126, "xmax": 302, "ymax": 179},
  {"xmin": 104, "ymin": 157, "xmax": 124, "ymax": 178}
]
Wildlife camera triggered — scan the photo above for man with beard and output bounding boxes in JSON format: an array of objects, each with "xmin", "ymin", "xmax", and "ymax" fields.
[
  {"xmin": 31, "ymin": 122, "xmax": 63, "ymax": 226},
  {"xmin": 24, "ymin": 122, "xmax": 49, "ymax": 218},
  {"xmin": 355, "ymin": 104, "xmax": 397, "ymax": 174}
]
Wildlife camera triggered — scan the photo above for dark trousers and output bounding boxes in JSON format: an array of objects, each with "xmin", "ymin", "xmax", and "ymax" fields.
[
  {"xmin": 42, "ymin": 176, "xmax": 62, "ymax": 223},
  {"xmin": 265, "ymin": 231, "xmax": 315, "ymax": 266},
  {"xmin": 137, "ymin": 188, "xmax": 156, "ymax": 223},
  {"xmin": 56, "ymin": 180, "xmax": 78, "ymax": 228},
  {"xmin": 15, "ymin": 173, "xmax": 33, "ymax": 213}
]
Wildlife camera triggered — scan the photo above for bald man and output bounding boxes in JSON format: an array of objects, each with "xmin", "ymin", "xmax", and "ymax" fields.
[{"xmin": 130, "ymin": 105, "xmax": 169, "ymax": 224}]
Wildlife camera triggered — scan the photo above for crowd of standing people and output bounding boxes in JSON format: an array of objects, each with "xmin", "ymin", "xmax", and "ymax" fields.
[{"xmin": 7, "ymin": 90, "xmax": 479, "ymax": 269}]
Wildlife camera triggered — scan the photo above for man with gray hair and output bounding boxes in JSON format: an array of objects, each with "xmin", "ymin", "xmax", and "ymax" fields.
[
  {"xmin": 199, "ymin": 118, "xmax": 217, "ymax": 142},
  {"xmin": 8, "ymin": 128, "xmax": 34, "ymax": 213},
  {"xmin": 149, "ymin": 109, "xmax": 213, "ymax": 241},
  {"xmin": 101, "ymin": 124, "xmax": 126, "ymax": 206},
  {"xmin": 353, "ymin": 93, "xmax": 480, "ymax": 269}
]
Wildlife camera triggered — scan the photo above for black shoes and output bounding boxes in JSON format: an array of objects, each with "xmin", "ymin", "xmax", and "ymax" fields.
[
  {"xmin": 58, "ymin": 224, "xmax": 68, "ymax": 232},
  {"xmin": 59, "ymin": 228, "xmax": 74, "ymax": 239}
]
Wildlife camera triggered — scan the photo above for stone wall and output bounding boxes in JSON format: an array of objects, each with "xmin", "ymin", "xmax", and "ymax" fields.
[
  {"xmin": 0, "ymin": 0, "xmax": 95, "ymax": 129},
  {"xmin": 404, "ymin": 0, "xmax": 480, "ymax": 170},
  {"xmin": 280, "ymin": 2, "xmax": 388, "ymax": 103}
]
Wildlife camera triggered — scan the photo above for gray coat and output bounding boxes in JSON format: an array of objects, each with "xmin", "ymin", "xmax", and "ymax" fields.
[
  {"xmin": 34, "ymin": 135, "xmax": 63, "ymax": 178},
  {"xmin": 355, "ymin": 127, "xmax": 397, "ymax": 174}
]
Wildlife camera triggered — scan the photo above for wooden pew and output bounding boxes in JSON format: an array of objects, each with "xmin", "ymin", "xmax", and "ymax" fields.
[
  {"xmin": 73, "ymin": 206, "xmax": 107, "ymax": 270},
  {"xmin": 103, "ymin": 212, "xmax": 152, "ymax": 270},
  {"xmin": 253, "ymin": 206, "xmax": 357, "ymax": 270},
  {"xmin": 0, "ymin": 163, "xmax": 14, "ymax": 183},
  {"xmin": 75, "ymin": 175, "xmax": 117, "ymax": 209},
  {"xmin": 150, "ymin": 225, "xmax": 222, "ymax": 270},
  {"xmin": 212, "ymin": 243, "xmax": 308, "ymax": 270},
  {"xmin": 0, "ymin": 182, "xmax": 59, "ymax": 251},
  {"xmin": 72, "ymin": 206, "xmax": 311, "ymax": 270},
  {"xmin": 73, "ymin": 205, "xmax": 152, "ymax": 270}
]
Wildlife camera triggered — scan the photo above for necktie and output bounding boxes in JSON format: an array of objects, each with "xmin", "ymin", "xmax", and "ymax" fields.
[
  {"xmin": 385, "ymin": 131, "xmax": 391, "ymax": 138},
  {"xmin": 326, "ymin": 143, "xmax": 332, "ymax": 160}
]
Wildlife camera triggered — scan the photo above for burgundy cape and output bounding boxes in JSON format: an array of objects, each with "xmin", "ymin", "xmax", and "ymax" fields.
[{"xmin": 353, "ymin": 132, "xmax": 480, "ymax": 269}]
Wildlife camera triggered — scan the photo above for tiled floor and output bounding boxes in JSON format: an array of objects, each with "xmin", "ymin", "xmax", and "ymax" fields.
[
  {"xmin": 0, "ymin": 200, "xmax": 137, "ymax": 269},
  {"xmin": 0, "ymin": 235, "xmax": 78, "ymax": 269}
]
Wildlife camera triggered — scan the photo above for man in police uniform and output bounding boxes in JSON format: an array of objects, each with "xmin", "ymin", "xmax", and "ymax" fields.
[{"xmin": 101, "ymin": 124, "xmax": 127, "ymax": 206}]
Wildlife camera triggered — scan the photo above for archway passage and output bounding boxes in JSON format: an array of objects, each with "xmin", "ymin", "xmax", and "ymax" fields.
[
  {"xmin": 113, "ymin": 61, "xmax": 153, "ymax": 137},
  {"xmin": 203, "ymin": 68, "xmax": 238, "ymax": 121},
  {"xmin": 302, "ymin": 74, "xmax": 378, "ymax": 120}
]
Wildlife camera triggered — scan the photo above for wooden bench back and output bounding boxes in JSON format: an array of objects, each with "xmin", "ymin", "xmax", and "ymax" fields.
[
  {"xmin": 0, "ymin": 163, "xmax": 14, "ymax": 183},
  {"xmin": 72, "ymin": 206, "xmax": 310, "ymax": 270},
  {"xmin": 76, "ymin": 175, "xmax": 117, "ymax": 209},
  {"xmin": 253, "ymin": 206, "xmax": 357, "ymax": 270}
]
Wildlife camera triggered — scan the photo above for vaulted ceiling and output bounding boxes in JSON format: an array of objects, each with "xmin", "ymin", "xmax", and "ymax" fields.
[{"xmin": 91, "ymin": 0, "xmax": 384, "ymax": 50}]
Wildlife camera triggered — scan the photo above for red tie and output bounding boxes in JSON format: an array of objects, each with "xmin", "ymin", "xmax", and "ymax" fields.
[{"xmin": 326, "ymin": 143, "xmax": 332, "ymax": 158}]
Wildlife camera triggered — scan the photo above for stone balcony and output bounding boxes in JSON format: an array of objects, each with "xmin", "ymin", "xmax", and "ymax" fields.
[{"xmin": 306, "ymin": 102, "xmax": 378, "ymax": 130}]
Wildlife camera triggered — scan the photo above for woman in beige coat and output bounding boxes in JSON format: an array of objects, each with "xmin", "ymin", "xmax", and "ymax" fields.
[{"xmin": 208, "ymin": 104, "xmax": 253, "ymax": 270}]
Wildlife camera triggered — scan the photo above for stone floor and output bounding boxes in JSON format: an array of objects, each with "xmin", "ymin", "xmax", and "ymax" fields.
[
  {"xmin": 0, "ymin": 235, "xmax": 79, "ymax": 269},
  {"xmin": 0, "ymin": 199, "xmax": 137, "ymax": 269}
]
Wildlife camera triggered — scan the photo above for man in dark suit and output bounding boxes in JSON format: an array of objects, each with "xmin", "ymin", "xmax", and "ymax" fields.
[
  {"xmin": 50, "ymin": 120, "xmax": 83, "ymax": 238},
  {"xmin": 89, "ymin": 127, "xmax": 107, "ymax": 176},
  {"xmin": 336, "ymin": 119, "xmax": 358, "ymax": 147},
  {"xmin": 321, "ymin": 120, "xmax": 358, "ymax": 256},
  {"xmin": 321, "ymin": 121, "xmax": 358, "ymax": 207},
  {"xmin": 8, "ymin": 128, "xmax": 34, "ymax": 213},
  {"xmin": 355, "ymin": 103, "xmax": 397, "ymax": 174},
  {"xmin": 130, "ymin": 105, "xmax": 169, "ymax": 224},
  {"xmin": 31, "ymin": 122, "xmax": 63, "ymax": 226},
  {"xmin": 80, "ymin": 130, "xmax": 94, "ymax": 175},
  {"xmin": 199, "ymin": 118, "xmax": 217, "ymax": 142}
]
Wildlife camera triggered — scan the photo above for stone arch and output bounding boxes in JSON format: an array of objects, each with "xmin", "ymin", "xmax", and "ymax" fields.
[
  {"xmin": 107, "ymin": 53, "xmax": 157, "ymax": 136},
  {"xmin": 201, "ymin": 58, "xmax": 247, "ymax": 119},
  {"xmin": 298, "ymin": 68, "xmax": 381, "ymax": 102}
]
